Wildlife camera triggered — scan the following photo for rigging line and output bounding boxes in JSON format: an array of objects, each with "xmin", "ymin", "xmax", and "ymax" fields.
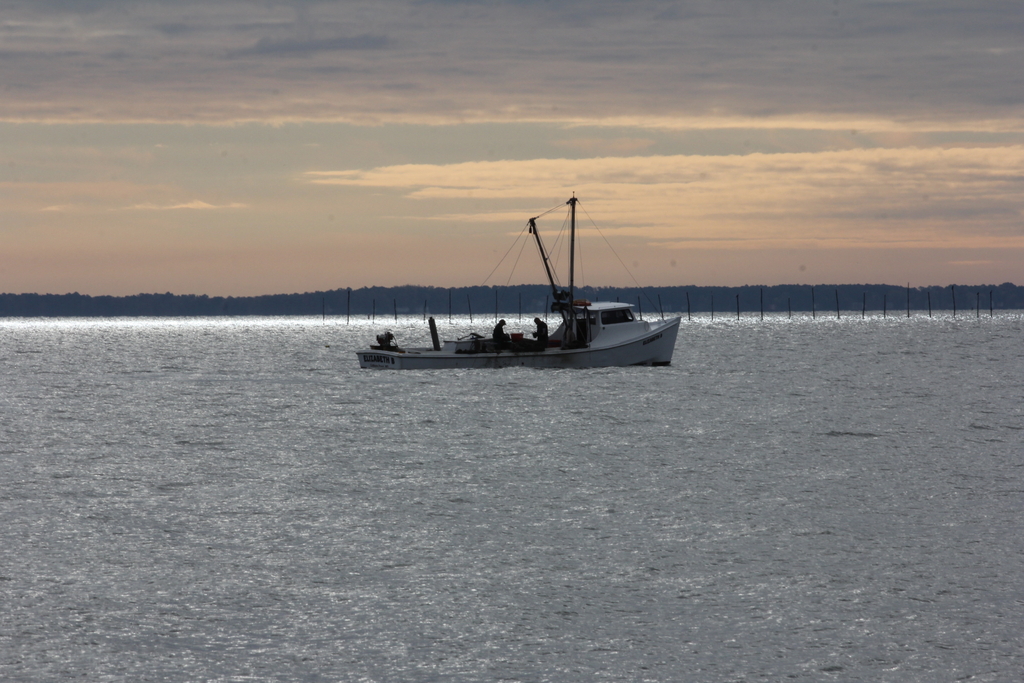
[
  {"xmin": 550, "ymin": 212, "xmax": 569, "ymax": 287},
  {"xmin": 528, "ymin": 214, "xmax": 569, "ymax": 290},
  {"xmin": 548, "ymin": 206, "xmax": 569, "ymax": 247},
  {"xmin": 505, "ymin": 227, "xmax": 533, "ymax": 286},
  {"xmin": 577, "ymin": 208, "xmax": 587, "ymax": 290},
  {"xmin": 577, "ymin": 202, "xmax": 660, "ymax": 310},
  {"xmin": 481, "ymin": 201, "xmax": 566, "ymax": 286},
  {"xmin": 534, "ymin": 235, "xmax": 563, "ymax": 290},
  {"xmin": 533, "ymin": 202, "xmax": 566, "ymax": 220},
  {"xmin": 482, "ymin": 221, "xmax": 530, "ymax": 286}
]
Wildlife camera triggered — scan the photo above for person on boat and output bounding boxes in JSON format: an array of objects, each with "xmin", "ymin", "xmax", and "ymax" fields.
[
  {"xmin": 374, "ymin": 330, "xmax": 398, "ymax": 351},
  {"xmin": 531, "ymin": 317, "xmax": 548, "ymax": 349},
  {"xmin": 492, "ymin": 319, "xmax": 510, "ymax": 348}
]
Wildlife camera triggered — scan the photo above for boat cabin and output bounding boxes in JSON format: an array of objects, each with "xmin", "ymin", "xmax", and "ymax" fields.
[{"xmin": 550, "ymin": 300, "xmax": 648, "ymax": 347}]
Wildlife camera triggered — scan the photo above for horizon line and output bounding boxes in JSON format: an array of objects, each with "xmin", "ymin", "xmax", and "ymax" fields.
[{"xmin": 2, "ymin": 282, "xmax": 1020, "ymax": 298}]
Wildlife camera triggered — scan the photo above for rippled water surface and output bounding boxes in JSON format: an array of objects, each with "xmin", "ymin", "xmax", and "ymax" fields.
[{"xmin": 2, "ymin": 313, "xmax": 1022, "ymax": 682}]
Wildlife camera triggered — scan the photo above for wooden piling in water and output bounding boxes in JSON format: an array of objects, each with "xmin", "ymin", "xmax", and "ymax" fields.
[
  {"xmin": 736, "ymin": 293, "xmax": 740, "ymax": 320},
  {"xmin": 977, "ymin": 292, "xmax": 980, "ymax": 318},
  {"xmin": 760, "ymin": 288, "xmax": 764, "ymax": 321},
  {"xmin": 862, "ymin": 292, "xmax": 866, "ymax": 318},
  {"xmin": 686, "ymin": 292, "xmax": 691, "ymax": 321},
  {"xmin": 907, "ymin": 284, "xmax": 910, "ymax": 318},
  {"xmin": 393, "ymin": 299, "xmax": 397, "ymax": 322},
  {"xmin": 467, "ymin": 294, "xmax": 473, "ymax": 323},
  {"xmin": 882, "ymin": 294, "xmax": 886, "ymax": 318},
  {"xmin": 428, "ymin": 317, "xmax": 441, "ymax": 351},
  {"xmin": 637, "ymin": 296, "xmax": 643, "ymax": 321},
  {"xmin": 951, "ymin": 285, "xmax": 956, "ymax": 317},
  {"xmin": 448, "ymin": 289, "xmax": 452, "ymax": 324},
  {"xmin": 658, "ymin": 294, "xmax": 664, "ymax": 320},
  {"xmin": 371, "ymin": 299, "xmax": 375, "ymax": 322},
  {"xmin": 928, "ymin": 291, "xmax": 932, "ymax": 317},
  {"xmin": 788, "ymin": 297, "xmax": 792, "ymax": 319},
  {"xmin": 347, "ymin": 288, "xmax": 351, "ymax": 324},
  {"xmin": 835, "ymin": 289, "xmax": 840, "ymax": 319},
  {"xmin": 990, "ymin": 290, "xmax": 994, "ymax": 317},
  {"xmin": 811, "ymin": 286, "xmax": 816, "ymax": 319}
]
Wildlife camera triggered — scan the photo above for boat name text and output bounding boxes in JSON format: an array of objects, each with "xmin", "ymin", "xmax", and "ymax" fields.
[
  {"xmin": 642, "ymin": 333, "xmax": 663, "ymax": 346},
  {"xmin": 362, "ymin": 354, "xmax": 396, "ymax": 365}
]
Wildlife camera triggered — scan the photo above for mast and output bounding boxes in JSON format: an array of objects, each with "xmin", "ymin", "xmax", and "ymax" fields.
[
  {"xmin": 568, "ymin": 195, "xmax": 577, "ymax": 305},
  {"xmin": 529, "ymin": 196, "xmax": 581, "ymax": 346}
]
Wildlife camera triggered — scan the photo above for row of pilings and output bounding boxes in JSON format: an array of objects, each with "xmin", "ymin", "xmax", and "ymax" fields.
[
  {"xmin": 340, "ymin": 284, "xmax": 1009, "ymax": 323},
  {"xmin": 2, "ymin": 284, "xmax": 1020, "ymax": 317}
]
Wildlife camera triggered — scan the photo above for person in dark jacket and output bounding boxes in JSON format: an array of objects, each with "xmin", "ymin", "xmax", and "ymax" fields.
[
  {"xmin": 532, "ymin": 317, "xmax": 548, "ymax": 349},
  {"xmin": 492, "ymin": 319, "xmax": 510, "ymax": 347}
]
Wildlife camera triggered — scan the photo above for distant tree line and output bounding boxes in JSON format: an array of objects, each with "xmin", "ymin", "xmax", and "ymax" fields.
[{"xmin": 1, "ymin": 283, "xmax": 1022, "ymax": 318}]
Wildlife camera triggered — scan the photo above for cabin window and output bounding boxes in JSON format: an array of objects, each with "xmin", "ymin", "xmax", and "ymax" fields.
[{"xmin": 601, "ymin": 309, "xmax": 635, "ymax": 325}]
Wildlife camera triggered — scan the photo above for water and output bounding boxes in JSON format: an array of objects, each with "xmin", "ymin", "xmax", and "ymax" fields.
[{"xmin": 2, "ymin": 313, "xmax": 1022, "ymax": 682}]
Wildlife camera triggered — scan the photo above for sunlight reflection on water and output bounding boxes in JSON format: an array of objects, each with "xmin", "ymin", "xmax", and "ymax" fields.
[{"xmin": 2, "ymin": 313, "xmax": 1022, "ymax": 681}]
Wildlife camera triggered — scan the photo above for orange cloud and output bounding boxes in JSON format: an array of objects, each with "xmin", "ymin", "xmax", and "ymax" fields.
[
  {"xmin": 125, "ymin": 201, "xmax": 248, "ymax": 211},
  {"xmin": 307, "ymin": 146, "xmax": 1024, "ymax": 250}
]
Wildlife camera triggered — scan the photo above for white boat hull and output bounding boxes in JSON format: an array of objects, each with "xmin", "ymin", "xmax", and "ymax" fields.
[{"xmin": 357, "ymin": 318, "xmax": 681, "ymax": 369}]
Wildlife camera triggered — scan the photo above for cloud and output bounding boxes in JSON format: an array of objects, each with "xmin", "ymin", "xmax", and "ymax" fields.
[
  {"xmin": 307, "ymin": 145, "xmax": 1024, "ymax": 249},
  {"xmin": 229, "ymin": 34, "xmax": 388, "ymax": 58},
  {"xmin": 126, "ymin": 200, "xmax": 246, "ymax": 210},
  {"xmin": 2, "ymin": 1, "xmax": 1023, "ymax": 126}
]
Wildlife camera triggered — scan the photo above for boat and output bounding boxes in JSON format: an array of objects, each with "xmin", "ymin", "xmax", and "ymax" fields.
[{"xmin": 356, "ymin": 196, "xmax": 681, "ymax": 369}]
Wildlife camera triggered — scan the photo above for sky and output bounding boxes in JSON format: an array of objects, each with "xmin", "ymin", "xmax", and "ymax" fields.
[{"xmin": 2, "ymin": 0, "xmax": 1023, "ymax": 296}]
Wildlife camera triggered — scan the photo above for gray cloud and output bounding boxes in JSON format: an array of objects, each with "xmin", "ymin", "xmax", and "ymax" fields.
[
  {"xmin": 230, "ymin": 34, "xmax": 388, "ymax": 58},
  {"xmin": 0, "ymin": 1, "xmax": 1021, "ymax": 125}
]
